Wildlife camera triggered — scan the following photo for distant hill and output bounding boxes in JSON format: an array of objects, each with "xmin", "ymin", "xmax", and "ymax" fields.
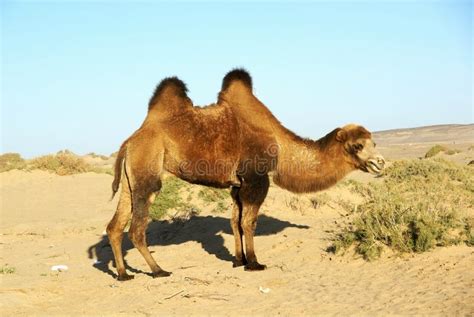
[
  {"xmin": 373, "ymin": 124, "xmax": 473, "ymax": 145},
  {"xmin": 372, "ymin": 124, "xmax": 474, "ymax": 160}
]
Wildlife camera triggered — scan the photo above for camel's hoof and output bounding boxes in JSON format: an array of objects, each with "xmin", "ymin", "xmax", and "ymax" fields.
[
  {"xmin": 117, "ymin": 273, "xmax": 134, "ymax": 281},
  {"xmin": 232, "ymin": 259, "xmax": 247, "ymax": 268},
  {"xmin": 152, "ymin": 270, "xmax": 172, "ymax": 278},
  {"xmin": 244, "ymin": 262, "xmax": 267, "ymax": 271}
]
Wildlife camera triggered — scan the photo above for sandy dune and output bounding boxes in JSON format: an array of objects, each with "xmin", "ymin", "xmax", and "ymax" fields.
[{"xmin": 1, "ymin": 125, "xmax": 473, "ymax": 315}]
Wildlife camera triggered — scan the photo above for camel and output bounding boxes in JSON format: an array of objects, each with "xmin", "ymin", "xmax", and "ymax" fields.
[{"xmin": 107, "ymin": 69, "xmax": 385, "ymax": 281}]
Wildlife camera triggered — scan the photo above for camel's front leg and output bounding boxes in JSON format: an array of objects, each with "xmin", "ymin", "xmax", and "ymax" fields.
[
  {"xmin": 241, "ymin": 204, "xmax": 266, "ymax": 271},
  {"xmin": 238, "ymin": 175, "xmax": 269, "ymax": 271},
  {"xmin": 230, "ymin": 187, "xmax": 247, "ymax": 267}
]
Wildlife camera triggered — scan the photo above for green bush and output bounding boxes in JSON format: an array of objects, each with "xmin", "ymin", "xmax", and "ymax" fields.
[
  {"xmin": 445, "ymin": 149, "xmax": 461, "ymax": 155},
  {"xmin": 198, "ymin": 187, "xmax": 228, "ymax": 204},
  {"xmin": 425, "ymin": 145, "xmax": 447, "ymax": 158},
  {"xmin": 329, "ymin": 158, "xmax": 474, "ymax": 260},
  {"xmin": 149, "ymin": 177, "xmax": 193, "ymax": 220},
  {"xmin": 425, "ymin": 145, "xmax": 460, "ymax": 158}
]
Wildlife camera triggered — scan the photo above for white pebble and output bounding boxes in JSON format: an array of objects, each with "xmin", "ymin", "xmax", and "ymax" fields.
[{"xmin": 51, "ymin": 265, "xmax": 68, "ymax": 272}]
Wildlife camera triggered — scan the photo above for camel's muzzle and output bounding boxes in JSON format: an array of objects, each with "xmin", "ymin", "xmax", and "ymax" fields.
[{"xmin": 366, "ymin": 155, "xmax": 385, "ymax": 175}]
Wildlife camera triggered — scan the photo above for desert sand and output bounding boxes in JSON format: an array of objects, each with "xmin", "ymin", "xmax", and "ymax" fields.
[{"xmin": 1, "ymin": 124, "xmax": 473, "ymax": 316}]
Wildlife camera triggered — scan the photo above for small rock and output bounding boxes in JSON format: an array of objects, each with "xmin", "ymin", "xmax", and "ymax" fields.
[{"xmin": 51, "ymin": 265, "xmax": 68, "ymax": 272}]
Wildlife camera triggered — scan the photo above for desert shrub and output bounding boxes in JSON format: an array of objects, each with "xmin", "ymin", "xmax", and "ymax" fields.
[
  {"xmin": 344, "ymin": 179, "xmax": 373, "ymax": 197},
  {"xmin": 110, "ymin": 151, "xmax": 119, "ymax": 158},
  {"xmin": 310, "ymin": 193, "xmax": 331, "ymax": 209},
  {"xmin": 425, "ymin": 145, "xmax": 447, "ymax": 158},
  {"xmin": 30, "ymin": 153, "xmax": 92, "ymax": 176},
  {"xmin": 56, "ymin": 149, "xmax": 76, "ymax": 156},
  {"xmin": 149, "ymin": 178, "xmax": 233, "ymax": 219},
  {"xmin": 424, "ymin": 145, "xmax": 460, "ymax": 158},
  {"xmin": 0, "ymin": 265, "xmax": 16, "ymax": 274},
  {"xmin": 87, "ymin": 152, "xmax": 109, "ymax": 160},
  {"xmin": 91, "ymin": 166, "xmax": 113, "ymax": 175},
  {"xmin": 198, "ymin": 187, "xmax": 228, "ymax": 204},
  {"xmin": 445, "ymin": 149, "xmax": 461, "ymax": 155},
  {"xmin": 215, "ymin": 201, "xmax": 228, "ymax": 213},
  {"xmin": 0, "ymin": 153, "xmax": 26, "ymax": 172},
  {"xmin": 329, "ymin": 158, "xmax": 474, "ymax": 260},
  {"xmin": 286, "ymin": 196, "xmax": 302, "ymax": 211},
  {"xmin": 149, "ymin": 177, "xmax": 193, "ymax": 220}
]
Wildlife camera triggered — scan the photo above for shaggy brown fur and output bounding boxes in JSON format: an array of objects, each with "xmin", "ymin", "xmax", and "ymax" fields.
[
  {"xmin": 222, "ymin": 68, "xmax": 253, "ymax": 91},
  {"xmin": 107, "ymin": 69, "xmax": 385, "ymax": 280}
]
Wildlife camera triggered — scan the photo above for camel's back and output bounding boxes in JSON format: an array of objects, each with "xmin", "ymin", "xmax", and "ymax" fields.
[{"xmin": 158, "ymin": 103, "xmax": 242, "ymax": 187}]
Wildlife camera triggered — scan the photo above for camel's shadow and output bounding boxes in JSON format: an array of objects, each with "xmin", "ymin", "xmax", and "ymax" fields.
[{"xmin": 87, "ymin": 214, "xmax": 309, "ymax": 278}]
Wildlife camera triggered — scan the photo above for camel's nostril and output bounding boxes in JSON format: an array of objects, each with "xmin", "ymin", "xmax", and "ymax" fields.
[{"xmin": 378, "ymin": 158, "xmax": 384, "ymax": 166}]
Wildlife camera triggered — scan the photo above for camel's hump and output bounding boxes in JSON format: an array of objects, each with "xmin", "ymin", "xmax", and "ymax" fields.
[
  {"xmin": 148, "ymin": 77, "xmax": 189, "ymax": 110},
  {"xmin": 222, "ymin": 68, "xmax": 252, "ymax": 91}
]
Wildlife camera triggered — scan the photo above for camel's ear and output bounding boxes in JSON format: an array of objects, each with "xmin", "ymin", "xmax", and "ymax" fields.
[{"xmin": 336, "ymin": 129, "xmax": 347, "ymax": 143}]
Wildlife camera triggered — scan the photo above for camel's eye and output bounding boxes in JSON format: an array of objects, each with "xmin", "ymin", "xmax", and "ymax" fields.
[{"xmin": 353, "ymin": 143, "xmax": 363, "ymax": 151}]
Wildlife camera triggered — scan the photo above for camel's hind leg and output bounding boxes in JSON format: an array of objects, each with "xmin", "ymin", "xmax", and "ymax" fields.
[
  {"xmin": 129, "ymin": 188, "xmax": 171, "ymax": 278},
  {"xmin": 106, "ymin": 184, "xmax": 134, "ymax": 281},
  {"xmin": 230, "ymin": 186, "xmax": 247, "ymax": 267}
]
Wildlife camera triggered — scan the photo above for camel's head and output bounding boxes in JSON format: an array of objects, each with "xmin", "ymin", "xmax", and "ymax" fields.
[{"xmin": 336, "ymin": 124, "xmax": 385, "ymax": 175}]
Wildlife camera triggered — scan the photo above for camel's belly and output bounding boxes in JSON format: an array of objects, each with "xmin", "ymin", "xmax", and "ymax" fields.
[{"xmin": 163, "ymin": 155, "xmax": 240, "ymax": 188}]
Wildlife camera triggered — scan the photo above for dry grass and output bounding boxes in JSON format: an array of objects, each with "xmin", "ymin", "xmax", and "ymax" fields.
[
  {"xmin": 29, "ymin": 153, "xmax": 112, "ymax": 176},
  {"xmin": 0, "ymin": 151, "xmax": 112, "ymax": 175},
  {"xmin": 0, "ymin": 153, "xmax": 26, "ymax": 172},
  {"xmin": 30, "ymin": 153, "xmax": 93, "ymax": 176},
  {"xmin": 86, "ymin": 152, "xmax": 109, "ymax": 160},
  {"xmin": 329, "ymin": 158, "xmax": 474, "ymax": 260},
  {"xmin": 310, "ymin": 193, "xmax": 331, "ymax": 209}
]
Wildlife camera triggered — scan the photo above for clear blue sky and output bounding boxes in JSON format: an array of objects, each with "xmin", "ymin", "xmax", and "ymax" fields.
[{"xmin": 1, "ymin": 1, "xmax": 472, "ymax": 158}]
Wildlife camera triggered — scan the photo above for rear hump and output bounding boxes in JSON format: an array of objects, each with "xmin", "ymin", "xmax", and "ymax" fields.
[{"xmin": 221, "ymin": 68, "xmax": 253, "ymax": 92}]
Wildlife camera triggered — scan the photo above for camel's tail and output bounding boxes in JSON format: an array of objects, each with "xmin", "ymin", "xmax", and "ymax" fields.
[
  {"xmin": 111, "ymin": 143, "xmax": 127, "ymax": 200},
  {"xmin": 221, "ymin": 68, "xmax": 253, "ymax": 92}
]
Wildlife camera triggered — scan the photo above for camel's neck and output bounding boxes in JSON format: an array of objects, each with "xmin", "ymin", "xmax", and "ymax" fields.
[{"xmin": 273, "ymin": 129, "xmax": 355, "ymax": 193}]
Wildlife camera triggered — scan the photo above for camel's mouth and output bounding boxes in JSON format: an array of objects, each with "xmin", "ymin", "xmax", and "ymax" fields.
[{"xmin": 366, "ymin": 157, "xmax": 385, "ymax": 175}]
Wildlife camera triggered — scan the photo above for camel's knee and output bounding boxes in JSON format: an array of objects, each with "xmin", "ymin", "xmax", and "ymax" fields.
[
  {"xmin": 242, "ymin": 217, "xmax": 257, "ymax": 233},
  {"xmin": 106, "ymin": 222, "xmax": 115, "ymax": 237},
  {"xmin": 230, "ymin": 211, "xmax": 240, "ymax": 227},
  {"xmin": 128, "ymin": 228, "xmax": 142, "ymax": 246},
  {"xmin": 106, "ymin": 219, "xmax": 122, "ymax": 239},
  {"xmin": 128, "ymin": 222, "xmax": 147, "ymax": 246}
]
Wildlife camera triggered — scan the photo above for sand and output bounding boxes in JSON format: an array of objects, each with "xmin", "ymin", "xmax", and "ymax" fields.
[{"xmin": 1, "ymin": 124, "xmax": 473, "ymax": 316}]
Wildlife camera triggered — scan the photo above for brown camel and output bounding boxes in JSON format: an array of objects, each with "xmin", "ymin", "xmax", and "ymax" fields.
[{"xmin": 107, "ymin": 69, "xmax": 385, "ymax": 281}]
